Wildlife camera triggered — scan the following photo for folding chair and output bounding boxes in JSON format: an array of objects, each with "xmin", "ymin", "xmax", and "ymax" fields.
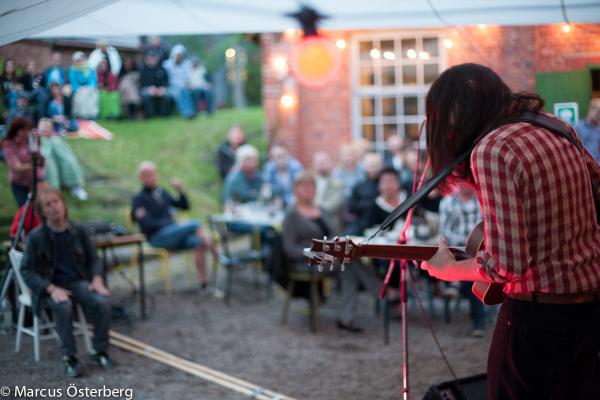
[{"xmin": 9, "ymin": 249, "xmax": 92, "ymax": 362}]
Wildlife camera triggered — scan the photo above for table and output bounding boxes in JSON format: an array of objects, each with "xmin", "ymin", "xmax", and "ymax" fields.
[{"xmin": 94, "ymin": 234, "xmax": 147, "ymax": 319}]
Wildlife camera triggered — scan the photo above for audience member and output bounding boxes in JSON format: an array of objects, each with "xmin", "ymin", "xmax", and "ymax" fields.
[
  {"xmin": 21, "ymin": 187, "xmax": 112, "ymax": 377},
  {"xmin": 282, "ymin": 172, "xmax": 333, "ymax": 274},
  {"xmin": 332, "ymin": 143, "xmax": 366, "ymax": 197},
  {"xmin": 88, "ymin": 39, "xmax": 122, "ymax": 76},
  {"xmin": 38, "ymin": 119, "xmax": 88, "ymax": 201},
  {"xmin": 1, "ymin": 59, "xmax": 19, "ymax": 110},
  {"xmin": 140, "ymin": 51, "xmax": 169, "ymax": 118},
  {"xmin": 345, "ymin": 152, "xmax": 383, "ymax": 235},
  {"xmin": 96, "ymin": 59, "xmax": 120, "ymax": 119},
  {"xmin": 6, "ymin": 91, "xmax": 36, "ymax": 126},
  {"xmin": 143, "ymin": 35, "xmax": 169, "ymax": 64},
  {"xmin": 262, "ymin": 144, "xmax": 303, "ymax": 207},
  {"xmin": 132, "ymin": 161, "xmax": 216, "ymax": 288},
  {"xmin": 438, "ymin": 184, "xmax": 486, "ymax": 337},
  {"xmin": 69, "ymin": 52, "xmax": 99, "ymax": 119},
  {"xmin": 575, "ymin": 98, "xmax": 600, "ymax": 163},
  {"xmin": 216, "ymin": 125, "xmax": 245, "ymax": 180},
  {"xmin": 18, "ymin": 60, "xmax": 47, "ymax": 113},
  {"xmin": 313, "ymin": 151, "xmax": 345, "ymax": 234},
  {"xmin": 162, "ymin": 44, "xmax": 196, "ymax": 119},
  {"xmin": 363, "ymin": 167, "xmax": 407, "ymax": 233},
  {"xmin": 223, "ymin": 144, "xmax": 262, "ymax": 204},
  {"xmin": 118, "ymin": 56, "xmax": 141, "ymax": 120},
  {"xmin": 42, "ymin": 52, "xmax": 67, "ymax": 89},
  {"xmin": 190, "ymin": 56, "xmax": 214, "ymax": 116},
  {"xmin": 47, "ymin": 82, "xmax": 78, "ymax": 133},
  {"xmin": 384, "ymin": 135, "xmax": 414, "ymax": 189},
  {"xmin": 2, "ymin": 117, "xmax": 45, "ymax": 207}
]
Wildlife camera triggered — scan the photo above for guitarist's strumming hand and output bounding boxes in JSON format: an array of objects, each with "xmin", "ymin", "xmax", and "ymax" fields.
[{"xmin": 421, "ymin": 237, "xmax": 483, "ymax": 282}]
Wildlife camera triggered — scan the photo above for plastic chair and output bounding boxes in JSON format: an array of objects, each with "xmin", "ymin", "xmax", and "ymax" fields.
[
  {"xmin": 125, "ymin": 207, "xmax": 195, "ymax": 294},
  {"xmin": 9, "ymin": 249, "xmax": 92, "ymax": 362}
]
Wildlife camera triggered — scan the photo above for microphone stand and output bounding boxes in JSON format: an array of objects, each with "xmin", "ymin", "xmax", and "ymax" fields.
[{"xmin": 0, "ymin": 132, "xmax": 41, "ymax": 313}]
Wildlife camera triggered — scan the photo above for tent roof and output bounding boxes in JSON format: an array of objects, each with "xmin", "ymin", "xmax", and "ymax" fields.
[{"xmin": 2, "ymin": 0, "xmax": 600, "ymax": 46}]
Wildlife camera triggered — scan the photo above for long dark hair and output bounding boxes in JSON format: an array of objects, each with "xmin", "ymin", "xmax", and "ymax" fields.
[
  {"xmin": 425, "ymin": 63, "xmax": 544, "ymax": 188},
  {"xmin": 4, "ymin": 116, "xmax": 33, "ymax": 142}
]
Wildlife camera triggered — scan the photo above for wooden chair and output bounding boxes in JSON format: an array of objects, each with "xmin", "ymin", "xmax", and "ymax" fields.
[
  {"xmin": 9, "ymin": 249, "xmax": 93, "ymax": 361},
  {"xmin": 124, "ymin": 207, "xmax": 195, "ymax": 294},
  {"xmin": 280, "ymin": 264, "xmax": 335, "ymax": 334}
]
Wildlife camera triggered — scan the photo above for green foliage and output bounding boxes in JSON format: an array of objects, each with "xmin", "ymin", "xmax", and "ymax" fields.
[{"xmin": 0, "ymin": 108, "xmax": 265, "ymax": 240}]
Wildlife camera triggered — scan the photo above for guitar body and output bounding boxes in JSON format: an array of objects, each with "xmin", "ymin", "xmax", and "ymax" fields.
[{"xmin": 466, "ymin": 222, "xmax": 505, "ymax": 305}]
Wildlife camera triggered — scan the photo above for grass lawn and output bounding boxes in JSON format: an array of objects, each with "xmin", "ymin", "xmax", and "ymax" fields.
[{"xmin": 0, "ymin": 107, "xmax": 265, "ymax": 241}]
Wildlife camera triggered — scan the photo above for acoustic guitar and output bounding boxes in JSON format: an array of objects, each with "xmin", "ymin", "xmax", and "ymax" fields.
[{"xmin": 303, "ymin": 222, "xmax": 505, "ymax": 305}]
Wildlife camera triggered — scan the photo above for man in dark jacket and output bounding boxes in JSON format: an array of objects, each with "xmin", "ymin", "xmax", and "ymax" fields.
[
  {"xmin": 346, "ymin": 152, "xmax": 383, "ymax": 235},
  {"xmin": 216, "ymin": 125, "xmax": 245, "ymax": 180},
  {"xmin": 21, "ymin": 187, "xmax": 112, "ymax": 377},
  {"xmin": 132, "ymin": 161, "xmax": 215, "ymax": 288},
  {"xmin": 140, "ymin": 50, "xmax": 169, "ymax": 118}
]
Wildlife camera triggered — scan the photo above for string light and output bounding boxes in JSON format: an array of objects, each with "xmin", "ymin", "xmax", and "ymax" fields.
[
  {"xmin": 561, "ymin": 23, "xmax": 572, "ymax": 33},
  {"xmin": 284, "ymin": 28, "xmax": 298, "ymax": 41},
  {"xmin": 280, "ymin": 93, "xmax": 297, "ymax": 109},
  {"xmin": 477, "ymin": 24, "xmax": 486, "ymax": 30},
  {"xmin": 225, "ymin": 48, "xmax": 236, "ymax": 58},
  {"xmin": 271, "ymin": 55, "xmax": 288, "ymax": 73},
  {"xmin": 370, "ymin": 48, "xmax": 381, "ymax": 59},
  {"xmin": 383, "ymin": 51, "xmax": 396, "ymax": 60},
  {"xmin": 443, "ymin": 38, "xmax": 454, "ymax": 48},
  {"xmin": 406, "ymin": 49, "xmax": 417, "ymax": 59},
  {"xmin": 335, "ymin": 39, "xmax": 347, "ymax": 49},
  {"xmin": 418, "ymin": 51, "xmax": 430, "ymax": 60}
]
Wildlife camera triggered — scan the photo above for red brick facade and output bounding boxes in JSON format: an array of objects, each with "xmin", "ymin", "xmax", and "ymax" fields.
[{"xmin": 262, "ymin": 24, "xmax": 600, "ymax": 165}]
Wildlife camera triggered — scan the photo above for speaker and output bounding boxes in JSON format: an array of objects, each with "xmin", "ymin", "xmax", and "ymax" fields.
[{"xmin": 423, "ymin": 373, "xmax": 488, "ymax": 400}]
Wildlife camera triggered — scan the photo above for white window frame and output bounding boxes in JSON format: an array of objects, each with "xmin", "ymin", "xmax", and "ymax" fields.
[{"xmin": 350, "ymin": 30, "xmax": 448, "ymax": 152}]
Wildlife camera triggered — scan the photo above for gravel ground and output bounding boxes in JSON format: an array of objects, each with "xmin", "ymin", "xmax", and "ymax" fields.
[{"xmin": 0, "ymin": 263, "xmax": 493, "ymax": 400}]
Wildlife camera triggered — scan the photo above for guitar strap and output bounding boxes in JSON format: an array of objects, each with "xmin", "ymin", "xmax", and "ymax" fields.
[{"xmin": 376, "ymin": 111, "xmax": 600, "ymax": 234}]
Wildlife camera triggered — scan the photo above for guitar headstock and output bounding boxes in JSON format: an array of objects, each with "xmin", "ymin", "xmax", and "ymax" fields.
[{"xmin": 303, "ymin": 236, "xmax": 360, "ymax": 272}]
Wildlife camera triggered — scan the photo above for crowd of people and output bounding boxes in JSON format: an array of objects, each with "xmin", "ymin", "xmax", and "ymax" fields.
[{"xmin": 0, "ymin": 36, "xmax": 214, "ymax": 128}]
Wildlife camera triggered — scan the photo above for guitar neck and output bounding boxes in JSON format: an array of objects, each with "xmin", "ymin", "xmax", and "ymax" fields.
[{"xmin": 357, "ymin": 243, "xmax": 469, "ymax": 261}]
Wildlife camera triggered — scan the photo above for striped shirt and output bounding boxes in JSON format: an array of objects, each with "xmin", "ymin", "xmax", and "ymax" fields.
[{"xmin": 471, "ymin": 115, "xmax": 600, "ymax": 294}]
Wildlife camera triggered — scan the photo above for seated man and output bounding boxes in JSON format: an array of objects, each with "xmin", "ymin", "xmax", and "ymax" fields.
[
  {"xmin": 222, "ymin": 144, "xmax": 263, "ymax": 204},
  {"xmin": 21, "ymin": 187, "xmax": 112, "ymax": 377},
  {"xmin": 132, "ymin": 161, "xmax": 214, "ymax": 288},
  {"xmin": 262, "ymin": 143, "xmax": 303, "ymax": 207}
]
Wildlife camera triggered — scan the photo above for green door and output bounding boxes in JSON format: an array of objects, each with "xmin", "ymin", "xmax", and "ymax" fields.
[{"xmin": 536, "ymin": 70, "xmax": 590, "ymax": 118}]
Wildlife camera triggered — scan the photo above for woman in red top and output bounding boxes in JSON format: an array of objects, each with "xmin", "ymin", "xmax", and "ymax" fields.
[
  {"xmin": 422, "ymin": 64, "xmax": 600, "ymax": 400},
  {"xmin": 2, "ymin": 116, "xmax": 46, "ymax": 207}
]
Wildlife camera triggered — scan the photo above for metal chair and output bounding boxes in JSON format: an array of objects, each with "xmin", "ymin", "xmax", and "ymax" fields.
[{"xmin": 9, "ymin": 249, "xmax": 92, "ymax": 362}]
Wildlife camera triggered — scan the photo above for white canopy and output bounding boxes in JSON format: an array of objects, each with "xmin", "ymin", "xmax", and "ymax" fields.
[{"xmin": 2, "ymin": 0, "xmax": 600, "ymax": 46}]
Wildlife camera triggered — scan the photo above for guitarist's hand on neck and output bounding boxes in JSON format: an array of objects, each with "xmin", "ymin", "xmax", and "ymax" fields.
[{"xmin": 421, "ymin": 237, "xmax": 490, "ymax": 282}]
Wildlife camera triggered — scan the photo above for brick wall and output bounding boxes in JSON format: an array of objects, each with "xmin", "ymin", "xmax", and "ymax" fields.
[{"xmin": 535, "ymin": 24, "xmax": 600, "ymax": 72}]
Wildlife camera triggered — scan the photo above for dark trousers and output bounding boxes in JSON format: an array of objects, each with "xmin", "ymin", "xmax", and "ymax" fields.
[
  {"xmin": 45, "ymin": 280, "xmax": 110, "ymax": 357},
  {"xmin": 141, "ymin": 94, "xmax": 169, "ymax": 118},
  {"xmin": 11, "ymin": 183, "xmax": 29, "ymax": 207},
  {"xmin": 488, "ymin": 297, "xmax": 600, "ymax": 400}
]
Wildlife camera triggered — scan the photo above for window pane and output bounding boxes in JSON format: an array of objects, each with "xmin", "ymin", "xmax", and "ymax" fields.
[
  {"xmin": 403, "ymin": 96, "xmax": 418, "ymax": 115},
  {"xmin": 359, "ymin": 41, "xmax": 373, "ymax": 60},
  {"xmin": 382, "ymin": 66, "xmax": 395, "ymax": 86},
  {"xmin": 361, "ymin": 97, "xmax": 375, "ymax": 117},
  {"xmin": 423, "ymin": 38, "xmax": 439, "ymax": 58},
  {"xmin": 362, "ymin": 124, "xmax": 376, "ymax": 143},
  {"xmin": 401, "ymin": 38, "xmax": 417, "ymax": 60},
  {"xmin": 382, "ymin": 97, "xmax": 396, "ymax": 116},
  {"xmin": 405, "ymin": 123, "xmax": 420, "ymax": 140},
  {"xmin": 402, "ymin": 65, "xmax": 417, "ymax": 85},
  {"xmin": 383, "ymin": 124, "xmax": 398, "ymax": 141},
  {"xmin": 360, "ymin": 66, "xmax": 375, "ymax": 86},
  {"xmin": 424, "ymin": 64, "xmax": 439, "ymax": 84}
]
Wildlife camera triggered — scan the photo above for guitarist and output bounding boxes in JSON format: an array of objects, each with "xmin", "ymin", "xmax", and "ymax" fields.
[{"xmin": 421, "ymin": 63, "xmax": 600, "ymax": 400}]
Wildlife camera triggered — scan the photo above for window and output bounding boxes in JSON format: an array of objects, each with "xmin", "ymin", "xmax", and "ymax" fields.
[{"xmin": 351, "ymin": 32, "xmax": 447, "ymax": 152}]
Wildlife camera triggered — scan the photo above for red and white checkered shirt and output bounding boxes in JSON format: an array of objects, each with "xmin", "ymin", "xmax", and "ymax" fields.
[{"xmin": 471, "ymin": 114, "xmax": 600, "ymax": 294}]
